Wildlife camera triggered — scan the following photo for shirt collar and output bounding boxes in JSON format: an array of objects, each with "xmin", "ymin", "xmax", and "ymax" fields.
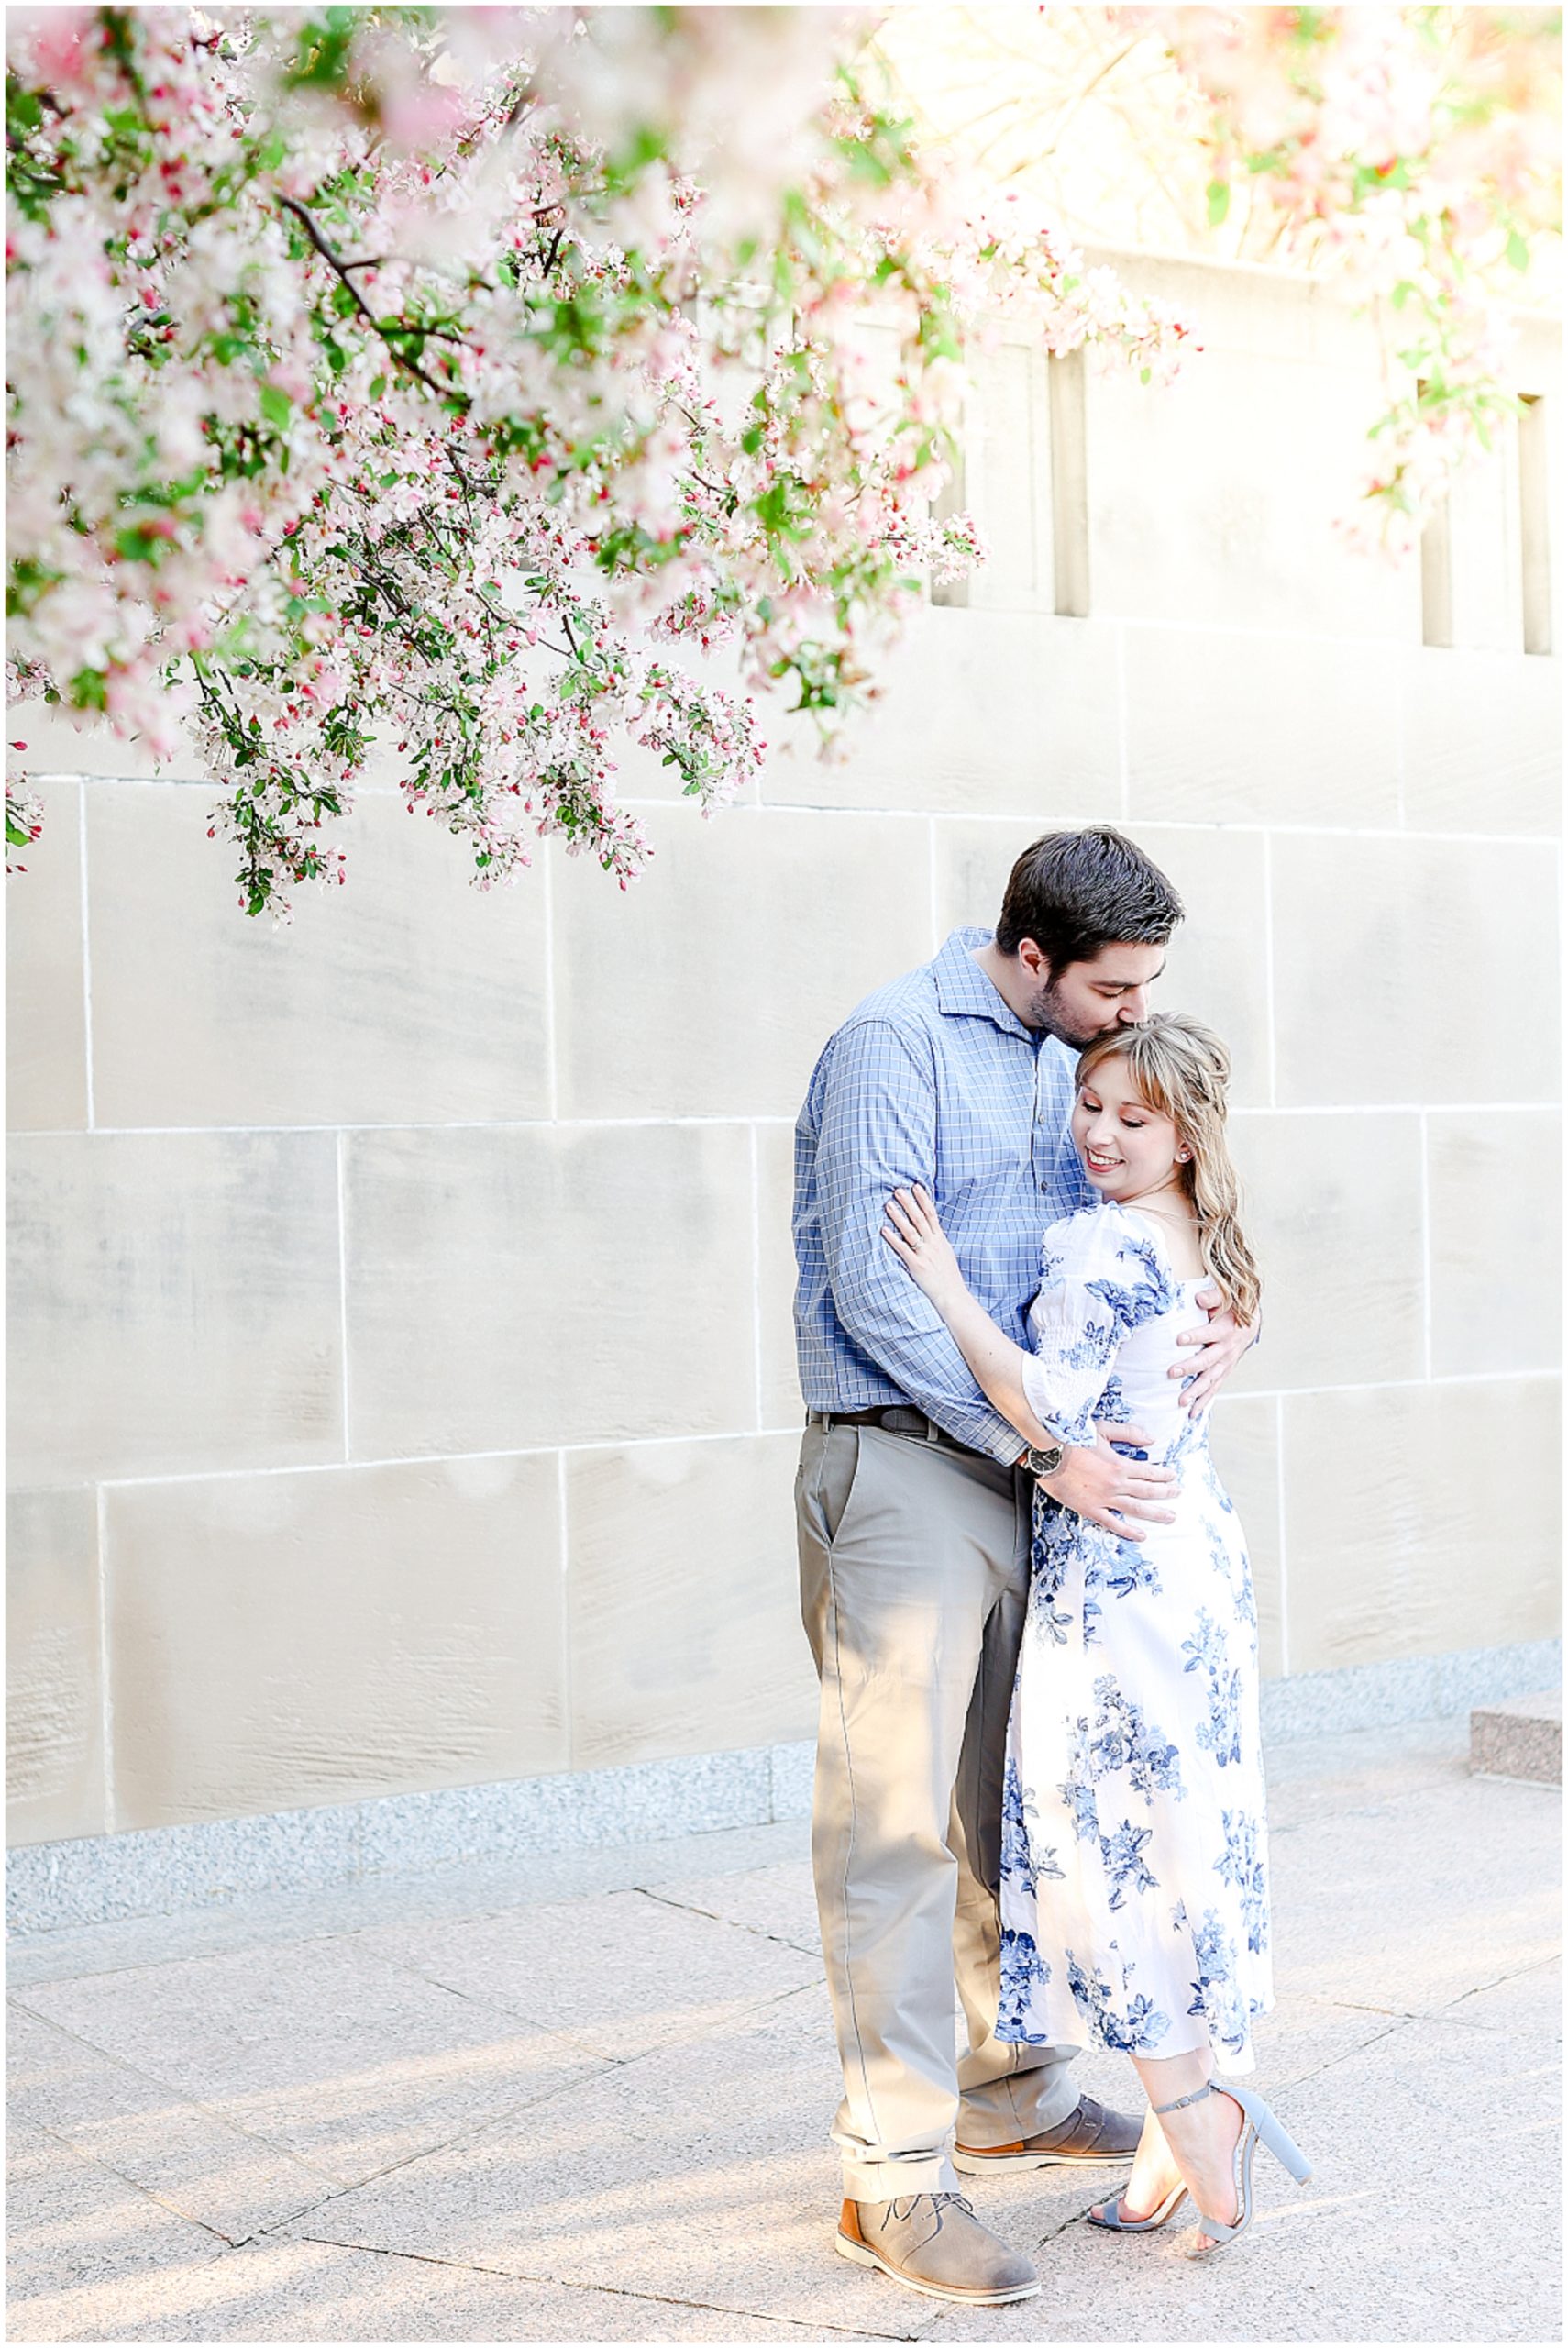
[{"xmin": 933, "ymin": 928, "xmax": 1035, "ymax": 1041}]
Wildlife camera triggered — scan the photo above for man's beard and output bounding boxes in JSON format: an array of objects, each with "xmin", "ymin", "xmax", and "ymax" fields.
[{"xmin": 1025, "ymin": 977, "xmax": 1108, "ymax": 1054}]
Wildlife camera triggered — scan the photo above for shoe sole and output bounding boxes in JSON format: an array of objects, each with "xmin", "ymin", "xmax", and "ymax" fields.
[
  {"xmin": 834, "ymin": 2232, "xmax": 1040, "ymax": 2305},
  {"xmin": 953, "ymin": 2145, "xmax": 1137, "ymax": 2173}
]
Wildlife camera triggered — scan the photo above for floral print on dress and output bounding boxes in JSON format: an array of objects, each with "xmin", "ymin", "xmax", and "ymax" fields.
[
  {"xmin": 1088, "ymin": 1673, "xmax": 1187, "ymax": 1801},
  {"xmin": 1000, "ymin": 1755, "xmax": 1066, "ymax": 1898},
  {"xmin": 1100, "ymin": 1819, "xmax": 1160, "ymax": 1911},
  {"xmin": 1066, "ymin": 1946, "xmax": 1172, "ymax": 2054},
  {"xmin": 998, "ymin": 1926, "xmax": 1054, "ymax": 2041},
  {"xmin": 1216, "ymin": 1808, "xmax": 1271, "ymax": 1956},
  {"xmin": 1000, "ymin": 1201, "xmax": 1274, "ymax": 2072},
  {"xmin": 1175, "ymin": 1901, "xmax": 1261, "ymax": 2061}
]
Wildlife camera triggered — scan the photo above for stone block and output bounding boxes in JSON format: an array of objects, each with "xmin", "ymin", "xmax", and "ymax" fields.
[
  {"xmin": 5, "ymin": 1803, "xmax": 360, "ymax": 1936},
  {"xmin": 1094, "ymin": 245, "xmax": 1336, "ymax": 368},
  {"xmin": 348, "ymin": 1882, "xmax": 820, "ymax": 2061},
  {"xmin": 345, "ymin": 1121, "xmax": 754, "ymax": 1453},
  {"xmin": 6, "ymin": 2003, "xmax": 328, "ymax": 2246},
  {"xmin": 1400, "ymin": 647, "xmax": 1562, "ymax": 836},
  {"xmin": 1281, "ymin": 1378, "xmax": 1562, "ymax": 1673},
  {"xmin": 1433, "ymin": 1634, "xmax": 1562, "ymax": 1719},
  {"xmin": 1444, "ymin": 417, "xmax": 1522, "ymax": 654},
  {"xmin": 1271, "ymin": 833, "xmax": 1560, "ymax": 1107},
  {"xmin": 551, "ymin": 803, "xmax": 932, "ymax": 1119},
  {"xmin": 6, "ymin": 700, "xmax": 208, "ymax": 780},
  {"xmin": 1470, "ymin": 1687, "xmax": 1562, "ymax": 1785},
  {"xmin": 1223, "ymin": 1111, "xmax": 1426, "ymax": 1392},
  {"xmin": 6, "ymin": 778, "xmax": 88, "ymax": 1132},
  {"xmin": 768, "ymin": 1739, "xmax": 816, "ymax": 1822},
  {"xmin": 16, "ymin": 1936, "xmax": 603, "ymax": 2190},
  {"xmin": 1427, "ymin": 1109, "xmax": 1562, "ymax": 1377},
  {"xmin": 929, "ymin": 814, "xmax": 1032, "ymax": 937},
  {"xmin": 1132, "ymin": 822, "xmax": 1273, "ymax": 1107},
  {"xmin": 84, "ymin": 783, "xmax": 550, "ymax": 1128},
  {"xmin": 962, "ymin": 336, "xmax": 1054, "ymax": 611},
  {"xmin": 7, "ymin": 2237, "xmax": 812, "ymax": 2344},
  {"xmin": 353, "ymin": 1745, "xmax": 778, "ymax": 1877},
  {"xmin": 6, "ymin": 1488, "xmax": 105, "ymax": 1844},
  {"xmin": 646, "ymin": 1855, "xmax": 823, "ymax": 1957},
  {"xmin": 1088, "ymin": 291, "xmax": 1419, "ymax": 638},
  {"xmin": 7, "ymin": 1131, "xmax": 342, "ymax": 1483},
  {"xmin": 1270, "ymin": 1774, "xmax": 1560, "ymax": 2017},
  {"xmin": 759, "ymin": 606, "xmax": 1122, "ymax": 819},
  {"xmin": 1446, "ymin": 1952, "xmax": 1560, "ymax": 2039},
  {"xmin": 566, "ymin": 1433, "xmax": 817, "ymax": 1767},
  {"xmin": 105, "ymin": 1455, "xmax": 566, "ymax": 1830},
  {"xmin": 1206, "ymin": 1396, "xmax": 1285, "ymax": 1679},
  {"xmin": 5, "ymin": 2116, "xmax": 229, "ymax": 2320},
  {"xmin": 274, "ymin": 1983, "xmax": 893, "ymax": 2337},
  {"xmin": 1123, "ymin": 625, "xmax": 1401, "ymax": 826},
  {"xmin": 756, "ymin": 1120, "xmax": 804, "ymax": 1431}
]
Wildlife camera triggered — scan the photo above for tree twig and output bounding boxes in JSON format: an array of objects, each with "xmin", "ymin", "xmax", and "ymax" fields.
[{"xmin": 276, "ymin": 194, "xmax": 449, "ymax": 398}]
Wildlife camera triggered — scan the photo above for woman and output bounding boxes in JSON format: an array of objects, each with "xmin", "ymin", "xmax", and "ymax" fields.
[{"xmin": 882, "ymin": 1012, "xmax": 1310, "ymax": 2259}]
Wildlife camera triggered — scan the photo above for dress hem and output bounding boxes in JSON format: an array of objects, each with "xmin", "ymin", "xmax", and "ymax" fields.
[{"xmin": 994, "ymin": 1997, "xmax": 1275, "ymax": 2077}]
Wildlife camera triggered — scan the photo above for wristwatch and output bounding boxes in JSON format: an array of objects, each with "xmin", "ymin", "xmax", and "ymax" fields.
[{"xmin": 1018, "ymin": 1441, "xmax": 1066, "ymax": 1478}]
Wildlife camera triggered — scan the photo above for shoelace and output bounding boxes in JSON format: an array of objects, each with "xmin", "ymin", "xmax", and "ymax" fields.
[{"xmin": 882, "ymin": 2191, "xmax": 976, "ymax": 2244}]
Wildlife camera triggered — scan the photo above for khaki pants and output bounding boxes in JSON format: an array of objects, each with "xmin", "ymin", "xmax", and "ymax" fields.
[{"xmin": 796, "ymin": 1418, "xmax": 1081, "ymax": 2203}]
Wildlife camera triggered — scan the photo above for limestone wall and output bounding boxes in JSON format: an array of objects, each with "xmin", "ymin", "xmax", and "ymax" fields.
[{"xmin": 7, "ymin": 253, "xmax": 1562, "ymax": 1848}]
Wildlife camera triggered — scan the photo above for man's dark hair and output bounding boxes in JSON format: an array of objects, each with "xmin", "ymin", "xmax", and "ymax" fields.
[{"xmin": 994, "ymin": 826, "xmax": 1184, "ymax": 968}]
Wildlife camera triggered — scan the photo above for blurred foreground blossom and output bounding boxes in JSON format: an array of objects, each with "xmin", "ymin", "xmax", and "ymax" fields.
[{"xmin": 881, "ymin": 6, "xmax": 1561, "ymax": 555}]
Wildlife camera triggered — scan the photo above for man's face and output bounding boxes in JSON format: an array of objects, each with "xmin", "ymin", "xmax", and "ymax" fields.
[{"xmin": 1021, "ymin": 940, "xmax": 1166, "ymax": 1049}]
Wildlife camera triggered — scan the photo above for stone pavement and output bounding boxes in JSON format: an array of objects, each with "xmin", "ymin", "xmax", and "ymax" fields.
[{"xmin": 6, "ymin": 1720, "xmax": 1561, "ymax": 2346}]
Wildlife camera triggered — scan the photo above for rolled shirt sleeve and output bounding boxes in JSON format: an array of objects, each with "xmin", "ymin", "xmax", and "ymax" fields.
[{"xmin": 814, "ymin": 1018, "xmax": 1046, "ymax": 1464}]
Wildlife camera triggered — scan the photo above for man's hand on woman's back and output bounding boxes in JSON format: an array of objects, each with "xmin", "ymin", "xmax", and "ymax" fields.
[{"xmin": 1171, "ymin": 1287, "xmax": 1258, "ymax": 1416}]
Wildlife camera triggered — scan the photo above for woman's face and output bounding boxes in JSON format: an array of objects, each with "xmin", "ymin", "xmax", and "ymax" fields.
[{"xmin": 1072, "ymin": 1054, "xmax": 1185, "ymax": 1203}]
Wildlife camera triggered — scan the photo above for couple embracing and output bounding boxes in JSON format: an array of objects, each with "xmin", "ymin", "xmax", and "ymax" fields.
[{"xmin": 791, "ymin": 825, "xmax": 1311, "ymax": 2307}]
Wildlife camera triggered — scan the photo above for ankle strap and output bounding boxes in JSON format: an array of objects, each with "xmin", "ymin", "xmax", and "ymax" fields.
[{"xmin": 1153, "ymin": 2080, "xmax": 1216, "ymax": 2117}]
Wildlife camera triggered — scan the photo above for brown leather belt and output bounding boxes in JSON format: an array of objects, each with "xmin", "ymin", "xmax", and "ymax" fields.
[{"xmin": 806, "ymin": 1405, "xmax": 991, "ymax": 1461}]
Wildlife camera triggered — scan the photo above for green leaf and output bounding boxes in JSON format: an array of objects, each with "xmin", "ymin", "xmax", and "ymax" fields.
[
  {"xmin": 259, "ymin": 382, "xmax": 293, "ymax": 430},
  {"xmin": 1206, "ymin": 178, "xmax": 1231, "ymax": 228},
  {"xmin": 1507, "ymin": 229, "xmax": 1530, "ymax": 271}
]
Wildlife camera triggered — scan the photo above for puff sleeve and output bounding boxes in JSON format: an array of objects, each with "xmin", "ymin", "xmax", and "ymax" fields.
[{"xmin": 1018, "ymin": 1210, "xmax": 1130, "ymax": 1446}]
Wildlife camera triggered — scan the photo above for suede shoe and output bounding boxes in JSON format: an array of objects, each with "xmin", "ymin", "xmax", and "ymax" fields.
[
  {"xmin": 835, "ymin": 2192, "xmax": 1039, "ymax": 2305},
  {"xmin": 954, "ymin": 2093, "xmax": 1142, "ymax": 2173}
]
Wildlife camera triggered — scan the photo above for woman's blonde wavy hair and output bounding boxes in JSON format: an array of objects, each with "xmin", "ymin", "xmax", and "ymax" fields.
[{"xmin": 1075, "ymin": 1013, "xmax": 1262, "ymax": 1327}]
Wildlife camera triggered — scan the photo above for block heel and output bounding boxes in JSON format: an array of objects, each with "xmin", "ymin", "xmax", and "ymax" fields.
[{"xmin": 1150, "ymin": 2077, "xmax": 1313, "ymax": 2258}]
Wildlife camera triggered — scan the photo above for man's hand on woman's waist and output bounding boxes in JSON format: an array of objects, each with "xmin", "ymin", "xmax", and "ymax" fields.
[{"xmin": 1027, "ymin": 1417, "xmax": 1177, "ymax": 1544}]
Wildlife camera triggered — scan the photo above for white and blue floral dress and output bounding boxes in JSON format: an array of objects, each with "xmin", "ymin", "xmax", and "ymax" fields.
[{"xmin": 998, "ymin": 1200, "xmax": 1273, "ymax": 2072}]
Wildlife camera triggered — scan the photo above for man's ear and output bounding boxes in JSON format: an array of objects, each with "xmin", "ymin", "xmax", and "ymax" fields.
[{"xmin": 1017, "ymin": 936, "xmax": 1052, "ymax": 985}]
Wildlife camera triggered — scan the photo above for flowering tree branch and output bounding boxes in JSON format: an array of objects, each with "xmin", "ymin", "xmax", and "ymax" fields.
[{"xmin": 6, "ymin": 5, "xmax": 1192, "ymax": 913}]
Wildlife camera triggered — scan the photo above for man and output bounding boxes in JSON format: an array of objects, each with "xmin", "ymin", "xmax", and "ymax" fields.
[{"xmin": 792, "ymin": 825, "xmax": 1255, "ymax": 2307}]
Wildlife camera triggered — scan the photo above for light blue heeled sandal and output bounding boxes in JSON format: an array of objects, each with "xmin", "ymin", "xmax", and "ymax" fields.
[
  {"xmin": 1152, "ymin": 2078, "xmax": 1314, "ymax": 2260},
  {"xmin": 1085, "ymin": 2177, "xmax": 1188, "ymax": 2232}
]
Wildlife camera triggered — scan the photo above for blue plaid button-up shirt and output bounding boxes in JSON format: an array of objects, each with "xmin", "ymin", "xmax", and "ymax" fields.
[{"xmin": 793, "ymin": 926, "xmax": 1096, "ymax": 1465}]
